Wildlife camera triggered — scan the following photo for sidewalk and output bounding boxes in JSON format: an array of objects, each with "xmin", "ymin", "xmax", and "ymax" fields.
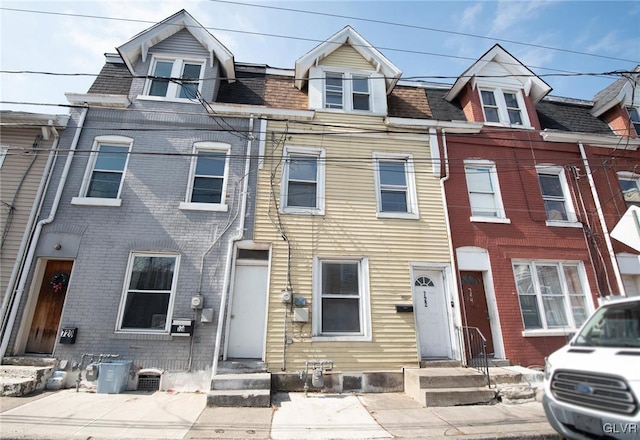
[{"xmin": 0, "ymin": 389, "xmax": 560, "ymax": 440}]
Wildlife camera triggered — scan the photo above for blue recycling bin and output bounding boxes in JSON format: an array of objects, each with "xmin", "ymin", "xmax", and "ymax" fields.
[{"xmin": 97, "ymin": 360, "xmax": 132, "ymax": 394}]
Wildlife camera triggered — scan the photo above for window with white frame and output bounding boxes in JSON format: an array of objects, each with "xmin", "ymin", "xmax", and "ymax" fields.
[
  {"xmin": 313, "ymin": 257, "xmax": 370, "ymax": 340},
  {"xmin": 618, "ymin": 172, "xmax": 640, "ymax": 208},
  {"xmin": 464, "ymin": 160, "xmax": 507, "ymax": 220},
  {"xmin": 513, "ymin": 261, "xmax": 589, "ymax": 331},
  {"xmin": 479, "ymin": 88, "xmax": 528, "ymax": 126},
  {"xmin": 536, "ymin": 166, "xmax": 576, "ymax": 223},
  {"xmin": 118, "ymin": 253, "xmax": 179, "ymax": 332},
  {"xmin": 146, "ymin": 57, "xmax": 204, "ymax": 100},
  {"xmin": 374, "ymin": 153, "xmax": 419, "ymax": 219},
  {"xmin": 280, "ymin": 147, "xmax": 325, "ymax": 214},
  {"xmin": 628, "ymin": 107, "xmax": 640, "ymax": 136},
  {"xmin": 324, "ymin": 71, "xmax": 371, "ymax": 112},
  {"xmin": 180, "ymin": 142, "xmax": 230, "ymax": 211},
  {"xmin": 73, "ymin": 136, "xmax": 131, "ymax": 206}
]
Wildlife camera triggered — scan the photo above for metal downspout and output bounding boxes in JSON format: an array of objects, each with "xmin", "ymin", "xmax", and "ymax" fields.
[
  {"xmin": 0, "ymin": 107, "xmax": 88, "ymax": 360},
  {"xmin": 211, "ymin": 115, "xmax": 254, "ymax": 378},
  {"xmin": 435, "ymin": 128, "xmax": 464, "ymax": 364},
  {"xmin": 578, "ymin": 142, "xmax": 626, "ymax": 296}
]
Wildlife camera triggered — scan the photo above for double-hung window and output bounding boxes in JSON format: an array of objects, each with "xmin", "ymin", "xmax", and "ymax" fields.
[
  {"xmin": 313, "ymin": 257, "xmax": 371, "ymax": 341},
  {"xmin": 72, "ymin": 135, "xmax": 132, "ymax": 207},
  {"xmin": 280, "ymin": 147, "xmax": 325, "ymax": 215},
  {"xmin": 513, "ymin": 261, "xmax": 590, "ymax": 333},
  {"xmin": 323, "ymin": 71, "xmax": 371, "ymax": 112},
  {"xmin": 118, "ymin": 253, "xmax": 179, "ymax": 332},
  {"xmin": 479, "ymin": 88, "xmax": 528, "ymax": 126},
  {"xmin": 180, "ymin": 142, "xmax": 230, "ymax": 212},
  {"xmin": 628, "ymin": 107, "xmax": 640, "ymax": 136},
  {"xmin": 536, "ymin": 166, "xmax": 577, "ymax": 225},
  {"xmin": 617, "ymin": 172, "xmax": 640, "ymax": 208},
  {"xmin": 146, "ymin": 57, "xmax": 204, "ymax": 100},
  {"xmin": 374, "ymin": 153, "xmax": 418, "ymax": 219},
  {"xmin": 464, "ymin": 160, "xmax": 508, "ymax": 222}
]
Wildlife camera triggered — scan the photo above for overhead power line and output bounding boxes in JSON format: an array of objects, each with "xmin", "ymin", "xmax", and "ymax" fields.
[{"xmin": 209, "ymin": 0, "xmax": 640, "ymax": 65}]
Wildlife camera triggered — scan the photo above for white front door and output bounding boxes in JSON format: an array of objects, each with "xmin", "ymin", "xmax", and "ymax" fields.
[
  {"xmin": 227, "ymin": 262, "xmax": 268, "ymax": 358},
  {"xmin": 413, "ymin": 269, "xmax": 452, "ymax": 359}
]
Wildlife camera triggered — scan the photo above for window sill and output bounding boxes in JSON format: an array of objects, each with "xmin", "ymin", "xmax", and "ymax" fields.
[
  {"xmin": 280, "ymin": 207, "xmax": 325, "ymax": 216},
  {"xmin": 316, "ymin": 108, "xmax": 386, "ymax": 117},
  {"xmin": 470, "ymin": 216, "xmax": 511, "ymax": 224},
  {"xmin": 179, "ymin": 202, "xmax": 229, "ymax": 212},
  {"xmin": 377, "ymin": 212, "xmax": 419, "ymax": 220},
  {"xmin": 545, "ymin": 220, "xmax": 583, "ymax": 228},
  {"xmin": 482, "ymin": 121, "xmax": 535, "ymax": 130},
  {"xmin": 136, "ymin": 95, "xmax": 201, "ymax": 105},
  {"xmin": 71, "ymin": 197, "xmax": 121, "ymax": 207},
  {"xmin": 112, "ymin": 331, "xmax": 173, "ymax": 341},
  {"xmin": 522, "ymin": 329, "xmax": 576, "ymax": 338},
  {"xmin": 312, "ymin": 335, "xmax": 372, "ymax": 342}
]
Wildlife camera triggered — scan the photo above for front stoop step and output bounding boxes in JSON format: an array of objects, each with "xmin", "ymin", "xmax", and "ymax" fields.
[
  {"xmin": 405, "ymin": 367, "xmax": 497, "ymax": 407},
  {"xmin": 0, "ymin": 365, "xmax": 53, "ymax": 397},
  {"xmin": 208, "ymin": 372, "xmax": 271, "ymax": 407}
]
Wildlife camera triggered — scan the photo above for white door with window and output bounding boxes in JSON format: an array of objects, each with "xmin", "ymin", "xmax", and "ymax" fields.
[
  {"xmin": 227, "ymin": 257, "xmax": 268, "ymax": 359},
  {"xmin": 413, "ymin": 269, "xmax": 452, "ymax": 359}
]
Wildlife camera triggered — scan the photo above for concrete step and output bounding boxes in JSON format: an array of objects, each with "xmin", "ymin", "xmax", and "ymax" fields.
[
  {"xmin": 217, "ymin": 360, "xmax": 268, "ymax": 374},
  {"xmin": 211, "ymin": 373, "xmax": 271, "ymax": 390},
  {"xmin": 2, "ymin": 356, "xmax": 56, "ymax": 367},
  {"xmin": 0, "ymin": 365, "xmax": 52, "ymax": 397},
  {"xmin": 207, "ymin": 389, "xmax": 271, "ymax": 407},
  {"xmin": 406, "ymin": 367, "xmax": 489, "ymax": 389},
  {"xmin": 419, "ymin": 360, "xmax": 460, "ymax": 368},
  {"xmin": 422, "ymin": 387, "xmax": 497, "ymax": 407}
]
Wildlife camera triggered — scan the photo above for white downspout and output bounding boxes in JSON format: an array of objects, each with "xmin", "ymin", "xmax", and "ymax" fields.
[
  {"xmin": 0, "ymin": 107, "xmax": 88, "ymax": 360},
  {"xmin": 435, "ymin": 128, "xmax": 464, "ymax": 363},
  {"xmin": 578, "ymin": 142, "xmax": 626, "ymax": 297},
  {"xmin": 0, "ymin": 122, "xmax": 60, "ymax": 339},
  {"xmin": 211, "ymin": 115, "xmax": 254, "ymax": 378}
]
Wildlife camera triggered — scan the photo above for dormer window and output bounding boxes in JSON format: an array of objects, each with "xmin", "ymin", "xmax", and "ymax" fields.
[
  {"xmin": 628, "ymin": 108, "xmax": 640, "ymax": 135},
  {"xmin": 146, "ymin": 57, "xmax": 204, "ymax": 100},
  {"xmin": 479, "ymin": 87, "xmax": 529, "ymax": 127},
  {"xmin": 320, "ymin": 70, "xmax": 373, "ymax": 112}
]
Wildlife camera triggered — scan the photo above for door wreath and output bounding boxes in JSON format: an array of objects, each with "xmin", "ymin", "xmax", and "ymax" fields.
[{"xmin": 50, "ymin": 272, "xmax": 69, "ymax": 293}]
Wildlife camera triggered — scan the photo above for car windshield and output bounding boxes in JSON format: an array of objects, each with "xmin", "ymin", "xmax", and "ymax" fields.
[{"xmin": 573, "ymin": 300, "xmax": 640, "ymax": 348}]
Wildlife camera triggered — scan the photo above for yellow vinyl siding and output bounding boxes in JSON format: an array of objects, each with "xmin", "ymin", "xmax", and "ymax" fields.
[
  {"xmin": 0, "ymin": 130, "xmax": 52, "ymax": 304},
  {"xmin": 320, "ymin": 45, "xmax": 374, "ymax": 71},
  {"xmin": 256, "ymin": 114, "xmax": 449, "ymax": 372}
]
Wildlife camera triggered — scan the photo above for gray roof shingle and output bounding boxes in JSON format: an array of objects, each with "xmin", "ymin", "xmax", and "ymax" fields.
[{"xmin": 87, "ymin": 62, "xmax": 133, "ymax": 95}]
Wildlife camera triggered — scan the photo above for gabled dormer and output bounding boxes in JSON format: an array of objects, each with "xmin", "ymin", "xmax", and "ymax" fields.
[
  {"xmin": 294, "ymin": 26, "xmax": 402, "ymax": 115},
  {"xmin": 444, "ymin": 44, "xmax": 551, "ymax": 129},
  {"xmin": 592, "ymin": 65, "xmax": 640, "ymax": 138},
  {"xmin": 116, "ymin": 9, "xmax": 235, "ymax": 103}
]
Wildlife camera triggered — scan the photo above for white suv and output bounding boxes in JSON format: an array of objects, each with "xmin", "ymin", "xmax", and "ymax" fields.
[{"xmin": 543, "ymin": 296, "xmax": 640, "ymax": 439}]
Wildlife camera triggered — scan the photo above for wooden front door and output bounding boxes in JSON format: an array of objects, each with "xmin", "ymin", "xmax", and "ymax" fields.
[
  {"xmin": 460, "ymin": 271, "xmax": 494, "ymax": 356},
  {"xmin": 26, "ymin": 260, "xmax": 73, "ymax": 354}
]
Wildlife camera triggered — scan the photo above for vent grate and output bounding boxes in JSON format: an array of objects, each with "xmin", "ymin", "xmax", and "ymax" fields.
[{"xmin": 137, "ymin": 374, "xmax": 160, "ymax": 391}]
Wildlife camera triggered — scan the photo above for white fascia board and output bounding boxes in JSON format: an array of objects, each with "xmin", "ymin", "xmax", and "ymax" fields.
[
  {"xmin": 384, "ymin": 117, "xmax": 483, "ymax": 133},
  {"xmin": 541, "ymin": 129, "xmax": 640, "ymax": 150},
  {"xmin": 206, "ymin": 103, "xmax": 314, "ymax": 120},
  {"xmin": 65, "ymin": 93, "xmax": 131, "ymax": 108}
]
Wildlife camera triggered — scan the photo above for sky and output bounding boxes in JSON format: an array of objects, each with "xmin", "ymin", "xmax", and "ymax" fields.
[{"xmin": 1, "ymin": 0, "xmax": 639, "ymax": 116}]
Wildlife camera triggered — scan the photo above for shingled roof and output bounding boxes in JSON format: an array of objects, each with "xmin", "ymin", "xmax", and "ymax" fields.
[
  {"xmin": 537, "ymin": 98, "xmax": 612, "ymax": 134},
  {"xmin": 87, "ymin": 61, "xmax": 133, "ymax": 96}
]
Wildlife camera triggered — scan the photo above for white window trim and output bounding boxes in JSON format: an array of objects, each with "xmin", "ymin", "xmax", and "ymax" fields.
[
  {"xmin": 72, "ymin": 135, "xmax": 132, "ymax": 207},
  {"xmin": 280, "ymin": 146, "xmax": 325, "ymax": 215},
  {"xmin": 373, "ymin": 152, "xmax": 419, "ymax": 219},
  {"xmin": 180, "ymin": 142, "xmax": 230, "ymax": 212},
  {"xmin": 0, "ymin": 146, "xmax": 8, "ymax": 169},
  {"xmin": 308, "ymin": 66, "xmax": 387, "ymax": 115},
  {"xmin": 464, "ymin": 159, "xmax": 509, "ymax": 222},
  {"xmin": 513, "ymin": 260, "xmax": 592, "ymax": 332},
  {"xmin": 143, "ymin": 55, "xmax": 205, "ymax": 101},
  {"xmin": 478, "ymin": 87, "xmax": 532, "ymax": 128},
  {"xmin": 312, "ymin": 256, "xmax": 371, "ymax": 342},
  {"xmin": 115, "ymin": 252, "xmax": 180, "ymax": 334},
  {"xmin": 536, "ymin": 165, "xmax": 580, "ymax": 227}
]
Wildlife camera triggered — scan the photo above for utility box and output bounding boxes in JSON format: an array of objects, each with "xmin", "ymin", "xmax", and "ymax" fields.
[{"xmin": 97, "ymin": 360, "xmax": 132, "ymax": 394}]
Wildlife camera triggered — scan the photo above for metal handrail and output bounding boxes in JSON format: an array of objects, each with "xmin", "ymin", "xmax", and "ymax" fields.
[{"xmin": 461, "ymin": 326, "xmax": 491, "ymax": 388}]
